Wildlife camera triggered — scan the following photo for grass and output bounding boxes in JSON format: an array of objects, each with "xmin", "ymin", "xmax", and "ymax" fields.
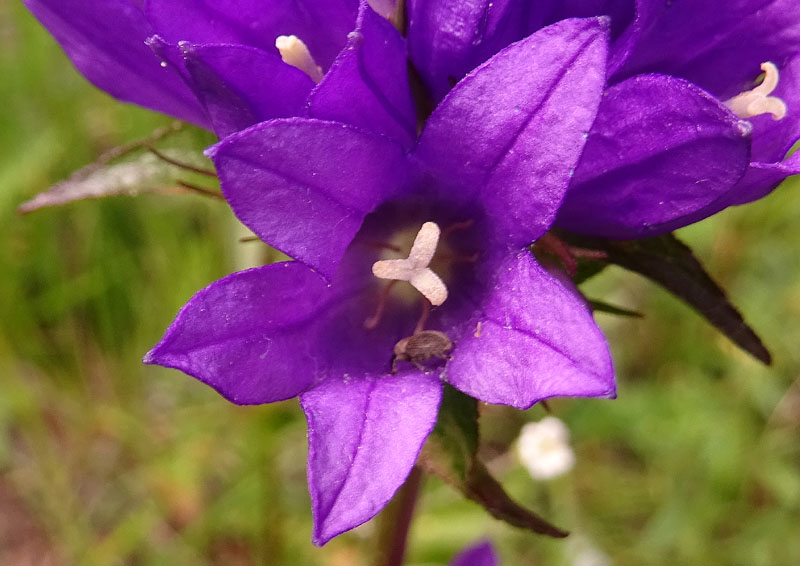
[{"xmin": 2, "ymin": 3, "xmax": 799, "ymax": 565}]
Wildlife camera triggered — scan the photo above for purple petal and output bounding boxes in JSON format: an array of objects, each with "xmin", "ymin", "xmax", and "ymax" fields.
[
  {"xmin": 407, "ymin": 0, "xmax": 534, "ymax": 101},
  {"xmin": 145, "ymin": 0, "xmax": 358, "ymax": 70},
  {"xmin": 529, "ymin": 0, "xmax": 635, "ymax": 47},
  {"xmin": 180, "ymin": 43, "xmax": 314, "ymax": 137},
  {"xmin": 24, "ymin": 0, "xmax": 208, "ymax": 126},
  {"xmin": 446, "ymin": 251, "xmax": 615, "ymax": 409},
  {"xmin": 416, "ymin": 18, "xmax": 609, "ymax": 249},
  {"xmin": 616, "ymin": 0, "xmax": 800, "ymax": 99},
  {"xmin": 543, "ymin": 0, "xmax": 649, "ymax": 75},
  {"xmin": 207, "ymin": 118, "xmax": 411, "ymax": 279},
  {"xmin": 144, "ymin": 263, "xmax": 331, "ymax": 405},
  {"xmin": 556, "ymin": 74, "xmax": 751, "ymax": 238},
  {"xmin": 712, "ymin": 153, "xmax": 800, "ymax": 209},
  {"xmin": 451, "ymin": 540, "xmax": 498, "ymax": 566},
  {"xmin": 301, "ymin": 372, "xmax": 442, "ymax": 545},
  {"xmin": 308, "ymin": 1, "xmax": 417, "ymax": 147}
]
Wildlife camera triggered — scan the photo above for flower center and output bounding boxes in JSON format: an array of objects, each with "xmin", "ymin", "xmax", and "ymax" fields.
[
  {"xmin": 372, "ymin": 221, "xmax": 449, "ymax": 306},
  {"xmin": 275, "ymin": 35, "xmax": 324, "ymax": 83},
  {"xmin": 362, "ymin": 218, "xmax": 478, "ymax": 333},
  {"xmin": 724, "ymin": 62, "xmax": 787, "ymax": 120}
]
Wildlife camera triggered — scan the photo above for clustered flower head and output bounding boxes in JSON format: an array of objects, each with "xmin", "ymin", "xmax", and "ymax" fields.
[{"xmin": 25, "ymin": 0, "xmax": 800, "ymax": 548}]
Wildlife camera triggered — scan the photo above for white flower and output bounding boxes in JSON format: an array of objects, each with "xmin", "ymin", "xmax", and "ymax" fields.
[
  {"xmin": 516, "ymin": 416, "xmax": 575, "ymax": 480},
  {"xmin": 566, "ymin": 535, "xmax": 612, "ymax": 566}
]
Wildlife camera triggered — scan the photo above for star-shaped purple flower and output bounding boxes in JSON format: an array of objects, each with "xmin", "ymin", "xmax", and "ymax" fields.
[
  {"xmin": 145, "ymin": 18, "xmax": 615, "ymax": 545},
  {"xmin": 407, "ymin": 0, "xmax": 800, "ymax": 238}
]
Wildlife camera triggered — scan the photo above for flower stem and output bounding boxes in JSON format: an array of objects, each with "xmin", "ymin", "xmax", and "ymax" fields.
[{"xmin": 371, "ymin": 466, "xmax": 424, "ymax": 566}]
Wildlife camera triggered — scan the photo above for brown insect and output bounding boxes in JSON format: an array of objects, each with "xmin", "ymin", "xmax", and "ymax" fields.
[{"xmin": 391, "ymin": 330, "xmax": 453, "ymax": 373}]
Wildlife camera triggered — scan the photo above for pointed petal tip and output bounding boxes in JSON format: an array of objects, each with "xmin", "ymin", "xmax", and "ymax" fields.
[
  {"xmin": 144, "ymin": 34, "xmax": 168, "ymax": 53},
  {"xmin": 312, "ymin": 515, "xmax": 370, "ymax": 546},
  {"xmin": 594, "ymin": 15, "xmax": 612, "ymax": 33},
  {"xmin": 141, "ymin": 341, "xmax": 174, "ymax": 368},
  {"xmin": 550, "ymin": 14, "xmax": 611, "ymax": 38},
  {"xmin": 202, "ymin": 142, "xmax": 219, "ymax": 160},
  {"xmin": 141, "ymin": 348, "xmax": 156, "ymax": 365},
  {"xmin": 303, "ymin": 374, "xmax": 442, "ymax": 547}
]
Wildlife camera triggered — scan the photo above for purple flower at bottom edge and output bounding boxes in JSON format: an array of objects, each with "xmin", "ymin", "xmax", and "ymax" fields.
[
  {"xmin": 144, "ymin": 19, "xmax": 615, "ymax": 545},
  {"xmin": 451, "ymin": 540, "xmax": 498, "ymax": 566}
]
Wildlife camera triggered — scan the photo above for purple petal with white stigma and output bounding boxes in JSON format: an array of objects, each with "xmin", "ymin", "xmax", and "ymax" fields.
[
  {"xmin": 181, "ymin": 43, "xmax": 314, "ymax": 137},
  {"xmin": 446, "ymin": 251, "xmax": 614, "ymax": 410},
  {"xmin": 145, "ymin": 0, "xmax": 358, "ymax": 70},
  {"xmin": 416, "ymin": 18, "xmax": 608, "ymax": 249},
  {"xmin": 749, "ymin": 53, "xmax": 800, "ymax": 165},
  {"xmin": 451, "ymin": 540, "xmax": 498, "ymax": 566},
  {"xmin": 617, "ymin": 0, "xmax": 800, "ymax": 99},
  {"xmin": 144, "ymin": 263, "xmax": 331, "ymax": 405},
  {"xmin": 301, "ymin": 372, "xmax": 442, "ymax": 545},
  {"xmin": 557, "ymin": 74, "xmax": 751, "ymax": 239},
  {"xmin": 308, "ymin": 1, "xmax": 417, "ymax": 147},
  {"xmin": 208, "ymin": 118, "xmax": 410, "ymax": 279},
  {"xmin": 24, "ymin": 0, "xmax": 208, "ymax": 127},
  {"xmin": 407, "ymin": 0, "xmax": 534, "ymax": 101}
]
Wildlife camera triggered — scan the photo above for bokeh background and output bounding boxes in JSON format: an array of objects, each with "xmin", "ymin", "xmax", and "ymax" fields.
[{"xmin": 2, "ymin": 3, "xmax": 799, "ymax": 564}]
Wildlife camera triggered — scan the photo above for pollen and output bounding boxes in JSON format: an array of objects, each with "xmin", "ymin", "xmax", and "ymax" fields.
[
  {"xmin": 725, "ymin": 62, "xmax": 787, "ymax": 120},
  {"xmin": 275, "ymin": 35, "xmax": 324, "ymax": 83},
  {"xmin": 372, "ymin": 222, "xmax": 449, "ymax": 306}
]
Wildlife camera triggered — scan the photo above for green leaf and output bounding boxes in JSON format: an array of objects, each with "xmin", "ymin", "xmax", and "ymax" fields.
[
  {"xmin": 421, "ymin": 385, "xmax": 479, "ymax": 485},
  {"xmin": 558, "ymin": 231, "xmax": 772, "ymax": 364},
  {"xmin": 588, "ymin": 299, "xmax": 643, "ymax": 318},
  {"xmin": 419, "ymin": 386, "xmax": 567, "ymax": 538}
]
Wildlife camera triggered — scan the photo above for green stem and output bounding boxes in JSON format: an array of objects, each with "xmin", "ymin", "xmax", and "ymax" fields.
[{"xmin": 371, "ymin": 466, "xmax": 424, "ymax": 566}]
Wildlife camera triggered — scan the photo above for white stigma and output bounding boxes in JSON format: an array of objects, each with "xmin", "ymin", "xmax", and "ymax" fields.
[
  {"xmin": 725, "ymin": 62, "xmax": 787, "ymax": 120},
  {"xmin": 372, "ymin": 222, "xmax": 449, "ymax": 306},
  {"xmin": 275, "ymin": 35, "xmax": 324, "ymax": 83}
]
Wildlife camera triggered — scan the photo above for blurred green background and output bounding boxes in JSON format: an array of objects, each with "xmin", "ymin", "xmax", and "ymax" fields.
[{"xmin": 2, "ymin": 3, "xmax": 799, "ymax": 565}]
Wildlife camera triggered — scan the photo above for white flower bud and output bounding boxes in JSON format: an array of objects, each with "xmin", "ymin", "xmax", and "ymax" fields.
[{"xmin": 516, "ymin": 416, "xmax": 575, "ymax": 480}]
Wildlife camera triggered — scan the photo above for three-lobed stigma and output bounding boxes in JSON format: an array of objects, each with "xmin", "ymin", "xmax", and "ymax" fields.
[{"xmin": 725, "ymin": 61, "xmax": 787, "ymax": 120}]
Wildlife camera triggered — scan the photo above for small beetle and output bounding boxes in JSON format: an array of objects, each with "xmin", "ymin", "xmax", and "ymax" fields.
[{"xmin": 391, "ymin": 330, "xmax": 453, "ymax": 373}]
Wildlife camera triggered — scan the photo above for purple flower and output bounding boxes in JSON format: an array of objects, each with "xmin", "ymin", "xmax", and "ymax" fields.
[
  {"xmin": 558, "ymin": 0, "xmax": 800, "ymax": 237},
  {"xmin": 145, "ymin": 18, "xmax": 615, "ymax": 545},
  {"xmin": 407, "ymin": 0, "xmax": 800, "ymax": 238},
  {"xmin": 24, "ymin": 0, "xmax": 361, "ymax": 136},
  {"xmin": 451, "ymin": 540, "xmax": 498, "ymax": 566}
]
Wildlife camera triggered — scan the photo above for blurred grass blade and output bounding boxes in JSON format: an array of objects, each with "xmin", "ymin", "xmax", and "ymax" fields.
[
  {"xmin": 559, "ymin": 231, "xmax": 772, "ymax": 364},
  {"xmin": 420, "ymin": 386, "xmax": 567, "ymax": 538}
]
